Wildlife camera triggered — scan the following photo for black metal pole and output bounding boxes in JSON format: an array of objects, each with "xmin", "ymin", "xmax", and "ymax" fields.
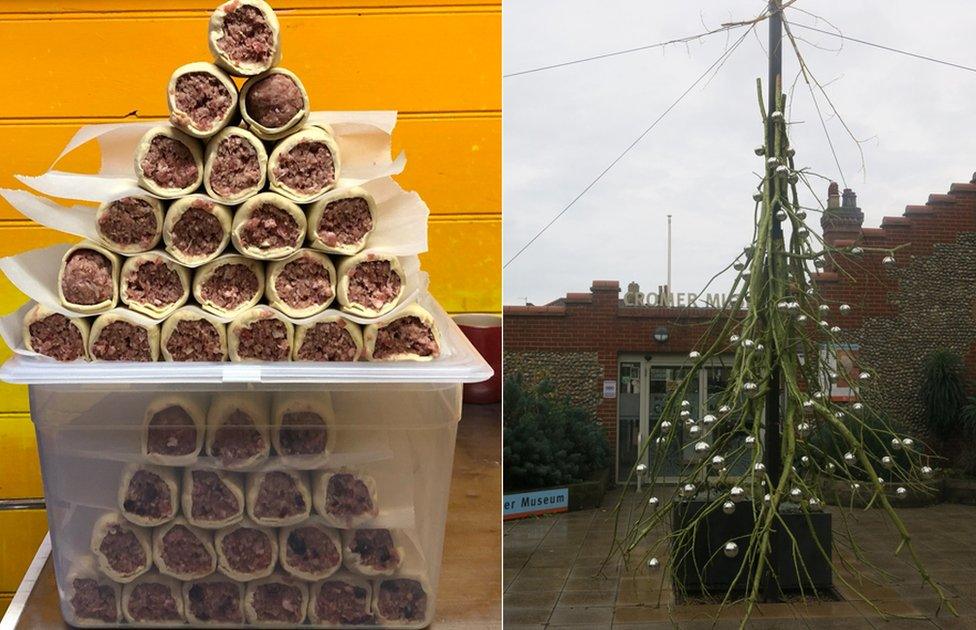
[{"xmin": 763, "ymin": 0, "xmax": 784, "ymax": 603}]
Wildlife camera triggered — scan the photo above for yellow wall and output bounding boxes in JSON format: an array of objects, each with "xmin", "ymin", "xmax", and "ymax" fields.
[{"xmin": 0, "ymin": 0, "xmax": 500, "ymax": 612}]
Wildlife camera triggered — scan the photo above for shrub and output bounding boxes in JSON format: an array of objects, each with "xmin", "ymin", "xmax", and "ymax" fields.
[
  {"xmin": 921, "ymin": 349, "xmax": 966, "ymax": 441},
  {"xmin": 503, "ymin": 375, "xmax": 610, "ymax": 491},
  {"xmin": 808, "ymin": 413, "xmax": 910, "ymax": 481}
]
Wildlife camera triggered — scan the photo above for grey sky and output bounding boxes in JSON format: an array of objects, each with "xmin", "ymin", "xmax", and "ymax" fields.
[{"xmin": 503, "ymin": 0, "xmax": 976, "ymax": 305}]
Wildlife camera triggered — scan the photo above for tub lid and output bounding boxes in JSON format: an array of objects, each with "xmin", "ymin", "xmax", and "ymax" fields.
[{"xmin": 0, "ymin": 296, "xmax": 493, "ymax": 385}]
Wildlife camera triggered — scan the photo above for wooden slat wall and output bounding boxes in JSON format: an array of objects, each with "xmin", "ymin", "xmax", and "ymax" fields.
[{"xmin": 0, "ymin": 1, "xmax": 500, "ymax": 613}]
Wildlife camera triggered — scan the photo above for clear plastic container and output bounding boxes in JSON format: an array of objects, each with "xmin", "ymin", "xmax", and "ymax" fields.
[{"xmin": 0, "ymin": 297, "xmax": 492, "ymax": 628}]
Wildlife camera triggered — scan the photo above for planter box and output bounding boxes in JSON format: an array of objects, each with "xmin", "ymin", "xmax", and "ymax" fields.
[{"xmin": 672, "ymin": 498, "xmax": 832, "ymax": 595}]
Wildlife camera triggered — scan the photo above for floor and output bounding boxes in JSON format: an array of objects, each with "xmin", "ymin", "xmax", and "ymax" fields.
[
  {"xmin": 504, "ymin": 487, "xmax": 976, "ymax": 629},
  {"xmin": 6, "ymin": 403, "xmax": 502, "ymax": 629}
]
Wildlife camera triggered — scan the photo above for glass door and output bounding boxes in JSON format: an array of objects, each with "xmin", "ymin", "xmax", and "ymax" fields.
[{"xmin": 616, "ymin": 360, "xmax": 643, "ymax": 482}]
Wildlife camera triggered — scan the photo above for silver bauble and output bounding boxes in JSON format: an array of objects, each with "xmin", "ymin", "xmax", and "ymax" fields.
[
  {"xmin": 776, "ymin": 210, "xmax": 788, "ymax": 221},
  {"xmin": 800, "ymin": 455, "xmax": 810, "ymax": 466},
  {"xmin": 719, "ymin": 405, "xmax": 731, "ymax": 414},
  {"xmin": 802, "ymin": 400, "xmax": 814, "ymax": 410},
  {"xmin": 830, "ymin": 326, "xmax": 842, "ymax": 334},
  {"xmin": 797, "ymin": 314, "xmax": 808, "ymax": 323},
  {"xmin": 729, "ymin": 335, "xmax": 741, "ymax": 345},
  {"xmin": 742, "ymin": 338, "xmax": 755, "ymax": 349},
  {"xmin": 636, "ymin": 463, "xmax": 648, "ymax": 473},
  {"xmin": 808, "ymin": 497, "xmax": 822, "ymax": 511},
  {"xmin": 766, "ymin": 156, "xmax": 780, "ymax": 166},
  {"xmin": 881, "ymin": 456, "xmax": 893, "ymax": 469},
  {"xmin": 896, "ymin": 487, "xmax": 907, "ymax": 499},
  {"xmin": 902, "ymin": 438, "xmax": 915, "ymax": 450},
  {"xmin": 790, "ymin": 487, "xmax": 802, "ymax": 500},
  {"xmin": 689, "ymin": 425, "xmax": 701, "ymax": 437},
  {"xmin": 921, "ymin": 465, "xmax": 934, "ymax": 479},
  {"xmin": 852, "ymin": 402, "xmax": 864, "ymax": 412},
  {"xmin": 745, "ymin": 435, "xmax": 757, "ymax": 446},
  {"xmin": 851, "ymin": 246, "xmax": 864, "ymax": 255},
  {"xmin": 680, "ymin": 410, "xmax": 691, "ymax": 419},
  {"xmin": 724, "ymin": 541, "xmax": 740, "ymax": 558},
  {"xmin": 754, "ymin": 462, "xmax": 766, "ymax": 474},
  {"xmin": 648, "ymin": 557, "xmax": 660, "ymax": 569},
  {"xmin": 763, "ymin": 493, "xmax": 772, "ymax": 506},
  {"xmin": 661, "ymin": 420, "xmax": 673, "ymax": 431},
  {"xmin": 891, "ymin": 438, "xmax": 903, "ymax": 450},
  {"xmin": 682, "ymin": 483, "xmax": 696, "ymax": 496},
  {"xmin": 711, "ymin": 455, "xmax": 725, "ymax": 468},
  {"xmin": 734, "ymin": 262, "xmax": 746, "ymax": 271},
  {"xmin": 730, "ymin": 486, "xmax": 745, "ymax": 498},
  {"xmin": 844, "ymin": 452, "xmax": 855, "ymax": 463},
  {"xmin": 681, "ymin": 400, "xmax": 692, "ymax": 409},
  {"xmin": 882, "ymin": 255, "xmax": 896, "ymax": 267},
  {"xmin": 722, "ymin": 501, "xmax": 736, "ymax": 515},
  {"xmin": 689, "ymin": 351, "xmax": 701, "ymax": 359},
  {"xmin": 827, "ymin": 462, "xmax": 836, "ymax": 472},
  {"xmin": 859, "ymin": 372, "xmax": 871, "ymax": 381},
  {"xmin": 649, "ymin": 496, "xmax": 659, "ymax": 508},
  {"xmin": 755, "ymin": 146, "xmax": 766, "ymax": 156},
  {"xmin": 839, "ymin": 304, "xmax": 852, "ymax": 314},
  {"xmin": 797, "ymin": 422, "xmax": 811, "ymax": 438},
  {"xmin": 694, "ymin": 441, "xmax": 710, "ymax": 454},
  {"xmin": 743, "ymin": 382, "xmax": 758, "ymax": 392},
  {"xmin": 703, "ymin": 414, "xmax": 717, "ymax": 425},
  {"xmin": 819, "ymin": 304, "xmax": 830, "ymax": 313}
]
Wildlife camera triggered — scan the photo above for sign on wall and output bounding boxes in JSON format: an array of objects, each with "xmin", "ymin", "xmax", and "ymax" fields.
[
  {"xmin": 624, "ymin": 282, "xmax": 736, "ymax": 308},
  {"xmin": 503, "ymin": 488, "xmax": 569, "ymax": 520},
  {"xmin": 603, "ymin": 380, "xmax": 617, "ymax": 398}
]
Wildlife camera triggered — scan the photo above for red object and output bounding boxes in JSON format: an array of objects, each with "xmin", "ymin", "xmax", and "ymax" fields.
[{"xmin": 453, "ymin": 314, "xmax": 501, "ymax": 404}]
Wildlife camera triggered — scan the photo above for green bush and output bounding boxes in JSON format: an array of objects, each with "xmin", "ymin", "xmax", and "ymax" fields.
[
  {"xmin": 503, "ymin": 375, "xmax": 610, "ymax": 491},
  {"xmin": 808, "ymin": 413, "xmax": 909, "ymax": 481},
  {"xmin": 921, "ymin": 349, "xmax": 966, "ymax": 441}
]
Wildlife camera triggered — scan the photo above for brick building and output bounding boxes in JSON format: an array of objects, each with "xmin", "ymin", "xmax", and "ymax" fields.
[{"xmin": 505, "ymin": 177, "xmax": 976, "ymax": 482}]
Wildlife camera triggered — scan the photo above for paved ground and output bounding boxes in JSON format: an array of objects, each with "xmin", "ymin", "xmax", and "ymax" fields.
[{"xmin": 504, "ymin": 487, "xmax": 976, "ymax": 629}]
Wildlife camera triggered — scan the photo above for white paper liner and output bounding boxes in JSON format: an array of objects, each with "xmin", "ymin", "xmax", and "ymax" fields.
[{"xmin": 15, "ymin": 112, "xmax": 404, "ymax": 203}]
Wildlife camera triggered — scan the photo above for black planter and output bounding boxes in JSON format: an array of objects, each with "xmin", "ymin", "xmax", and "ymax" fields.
[{"xmin": 672, "ymin": 498, "xmax": 832, "ymax": 595}]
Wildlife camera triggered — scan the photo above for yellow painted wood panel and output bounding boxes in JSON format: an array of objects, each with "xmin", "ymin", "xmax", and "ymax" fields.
[
  {"xmin": 0, "ymin": 11, "xmax": 500, "ymax": 118},
  {"xmin": 0, "ymin": 1, "xmax": 496, "ymax": 11},
  {"xmin": 0, "ymin": 509, "xmax": 47, "ymax": 592},
  {"xmin": 0, "ymin": 593, "xmax": 11, "ymax": 619},
  {"xmin": 0, "ymin": 114, "xmax": 500, "ymax": 219},
  {"xmin": 0, "ymin": 414, "xmax": 43, "ymax": 499},
  {"xmin": 423, "ymin": 217, "xmax": 500, "ymax": 313}
]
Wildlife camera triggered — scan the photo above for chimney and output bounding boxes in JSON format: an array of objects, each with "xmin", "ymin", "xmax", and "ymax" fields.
[
  {"xmin": 827, "ymin": 182, "xmax": 840, "ymax": 209},
  {"xmin": 821, "ymin": 182, "xmax": 864, "ymax": 244}
]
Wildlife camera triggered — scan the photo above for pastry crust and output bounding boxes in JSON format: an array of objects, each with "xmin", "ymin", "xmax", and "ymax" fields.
[
  {"xmin": 239, "ymin": 68, "xmax": 309, "ymax": 140},
  {"xmin": 134, "ymin": 126, "xmax": 204, "ymax": 198},
  {"xmin": 363, "ymin": 303, "xmax": 442, "ymax": 362},
  {"xmin": 95, "ymin": 195, "xmax": 165, "ymax": 254},
  {"xmin": 22, "ymin": 303, "xmax": 91, "ymax": 361},
  {"xmin": 227, "ymin": 306, "xmax": 295, "ymax": 363},
  {"xmin": 182, "ymin": 467, "xmax": 246, "ymax": 530},
  {"xmin": 244, "ymin": 572, "xmax": 309, "ymax": 626},
  {"xmin": 205, "ymin": 393, "xmax": 271, "ymax": 469},
  {"xmin": 231, "ymin": 192, "xmax": 307, "ymax": 260},
  {"xmin": 265, "ymin": 249, "xmax": 337, "ymax": 318},
  {"xmin": 88, "ymin": 311, "xmax": 160, "ymax": 362},
  {"xmin": 90, "ymin": 512, "xmax": 153, "ymax": 583},
  {"xmin": 245, "ymin": 469, "xmax": 312, "ymax": 527},
  {"xmin": 208, "ymin": 0, "xmax": 281, "ymax": 77},
  {"xmin": 215, "ymin": 518, "xmax": 278, "ymax": 582},
  {"xmin": 267, "ymin": 125, "xmax": 341, "ymax": 202},
  {"xmin": 203, "ymin": 126, "xmax": 268, "ymax": 204},
  {"xmin": 141, "ymin": 395, "xmax": 207, "ymax": 466},
  {"xmin": 121, "ymin": 573, "xmax": 185, "ymax": 626},
  {"xmin": 307, "ymin": 186, "xmax": 376, "ymax": 255},
  {"xmin": 307, "ymin": 571, "xmax": 374, "ymax": 627},
  {"xmin": 167, "ymin": 62, "xmax": 239, "ymax": 138},
  {"xmin": 271, "ymin": 392, "xmax": 336, "ymax": 468},
  {"xmin": 119, "ymin": 252, "xmax": 191, "ymax": 319},
  {"xmin": 182, "ymin": 574, "xmax": 246, "ymax": 627},
  {"xmin": 293, "ymin": 316, "xmax": 365, "ymax": 362},
  {"xmin": 160, "ymin": 308, "xmax": 229, "ymax": 363},
  {"xmin": 341, "ymin": 528, "xmax": 404, "ymax": 577},
  {"xmin": 153, "ymin": 517, "xmax": 217, "ymax": 580},
  {"xmin": 192, "ymin": 254, "xmax": 266, "ymax": 318},
  {"xmin": 312, "ymin": 470, "xmax": 379, "ymax": 529},
  {"xmin": 64, "ymin": 557, "xmax": 123, "ymax": 626},
  {"xmin": 118, "ymin": 463, "xmax": 180, "ymax": 527},
  {"xmin": 278, "ymin": 517, "xmax": 343, "ymax": 581},
  {"xmin": 57, "ymin": 241, "xmax": 120, "ymax": 314},
  {"xmin": 372, "ymin": 573, "xmax": 433, "ymax": 627},
  {"xmin": 163, "ymin": 195, "xmax": 233, "ymax": 265},
  {"xmin": 335, "ymin": 252, "xmax": 406, "ymax": 318}
]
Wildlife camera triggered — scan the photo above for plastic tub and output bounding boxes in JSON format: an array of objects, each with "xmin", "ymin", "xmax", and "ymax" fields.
[{"xmin": 0, "ymin": 297, "xmax": 491, "ymax": 628}]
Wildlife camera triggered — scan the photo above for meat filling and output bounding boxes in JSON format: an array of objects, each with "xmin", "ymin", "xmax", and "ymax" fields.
[
  {"xmin": 285, "ymin": 526, "xmax": 340, "ymax": 575},
  {"xmin": 348, "ymin": 529, "xmax": 399, "ymax": 573},
  {"xmin": 190, "ymin": 470, "xmax": 241, "ymax": 522},
  {"xmin": 172, "ymin": 203, "xmax": 224, "ymax": 257},
  {"xmin": 253, "ymin": 471, "xmax": 306, "ymax": 520},
  {"xmin": 296, "ymin": 321, "xmax": 358, "ymax": 362},
  {"xmin": 125, "ymin": 259, "xmax": 184, "ymax": 308},
  {"xmin": 174, "ymin": 72, "xmax": 233, "ymax": 132},
  {"xmin": 274, "ymin": 141, "xmax": 335, "ymax": 194},
  {"xmin": 318, "ymin": 197, "xmax": 372, "ymax": 247},
  {"xmin": 217, "ymin": 5, "xmax": 274, "ymax": 66},
  {"xmin": 98, "ymin": 197, "xmax": 158, "ymax": 248},
  {"xmin": 209, "ymin": 135, "xmax": 261, "ymax": 196},
  {"xmin": 236, "ymin": 318, "xmax": 290, "ymax": 361},
  {"xmin": 160, "ymin": 525, "xmax": 214, "ymax": 575},
  {"xmin": 99, "ymin": 523, "xmax": 147, "ymax": 576},
  {"xmin": 166, "ymin": 319, "xmax": 225, "ymax": 362},
  {"xmin": 70, "ymin": 578, "xmax": 117, "ymax": 623},
  {"xmin": 141, "ymin": 135, "xmax": 198, "ymax": 190},
  {"xmin": 377, "ymin": 579, "xmax": 427, "ymax": 623},
  {"xmin": 278, "ymin": 411, "xmax": 327, "ymax": 455},
  {"xmin": 147, "ymin": 405, "xmax": 197, "ymax": 457},
  {"xmin": 211, "ymin": 409, "xmax": 266, "ymax": 466},
  {"xmin": 126, "ymin": 582, "xmax": 181, "ymax": 623},
  {"xmin": 239, "ymin": 204, "xmax": 300, "ymax": 252},
  {"xmin": 250, "ymin": 582, "xmax": 304, "ymax": 623},
  {"xmin": 346, "ymin": 260, "xmax": 401, "ymax": 311},
  {"xmin": 315, "ymin": 581, "xmax": 373, "ymax": 625},
  {"xmin": 220, "ymin": 527, "xmax": 273, "ymax": 575},
  {"xmin": 90, "ymin": 321, "xmax": 152, "ymax": 362},
  {"xmin": 122, "ymin": 469, "xmax": 172, "ymax": 520},
  {"xmin": 199, "ymin": 263, "xmax": 259, "ymax": 311},
  {"xmin": 187, "ymin": 581, "xmax": 243, "ymax": 623},
  {"xmin": 326, "ymin": 473, "xmax": 374, "ymax": 521},
  {"xmin": 28, "ymin": 313, "xmax": 86, "ymax": 361},
  {"xmin": 245, "ymin": 73, "xmax": 302, "ymax": 128},
  {"xmin": 373, "ymin": 316, "xmax": 439, "ymax": 360},
  {"xmin": 61, "ymin": 249, "xmax": 113, "ymax": 306},
  {"xmin": 274, "ymin": 256, "xmax": 333, "ymax": 309}
]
